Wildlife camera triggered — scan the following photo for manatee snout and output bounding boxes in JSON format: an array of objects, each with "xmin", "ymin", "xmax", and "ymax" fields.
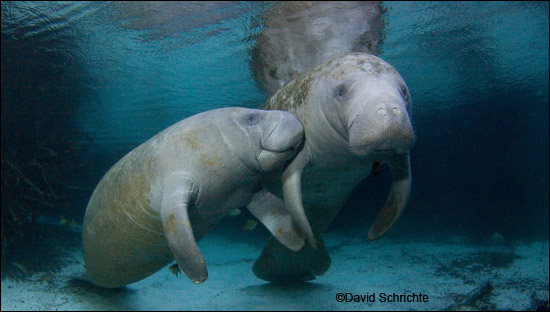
[
  {"xmin": 348, "ymin": 93, "xmax": 415, "ymax": 156},
  {"xmin": 258, "ymin": 111, "xmax": 304, "ymax": 172},
  {"xmin": 261, "ymin": 111, "xmax": 304, "ymax": 154}
]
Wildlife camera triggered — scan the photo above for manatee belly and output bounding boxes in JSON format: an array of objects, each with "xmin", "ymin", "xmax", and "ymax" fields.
[
  {"xmin": 264, "ymin": 162, "xmax": 370, "ymax": 235},
  {"xmin": 302, "ymin": 164, "xmax": 371, "ymax": 234},
  {"xmin": 82, "ymin": 146, "xmax": 172, "ymax": 288}
]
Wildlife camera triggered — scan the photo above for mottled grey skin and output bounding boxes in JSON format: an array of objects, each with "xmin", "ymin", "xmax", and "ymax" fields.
[
  {"xmin": 252, "ymin": 53, "xmax": 416, "ymax": 281},
  {"xmin": 250, "ymin": 1, "xmax": 384, "ymax": 96},
  {"xmin": 82, "ymin": 107, "xmax": 309, "ymax": 288}
]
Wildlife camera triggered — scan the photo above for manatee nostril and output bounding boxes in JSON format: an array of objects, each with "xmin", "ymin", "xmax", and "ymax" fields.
[
  {"xmin": 377, "ymin": 107, "xmax": 387, "ymax": 116},
  {"xmin": 392, "ymin": 106, "xmax": 400, "ymax": 115}
]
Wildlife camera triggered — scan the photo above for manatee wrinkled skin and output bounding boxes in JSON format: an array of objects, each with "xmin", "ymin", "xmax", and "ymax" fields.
[
  {"xmin": 252, "ymin": 53, "xmax": 416, "ymax": 281},
  {"xmin": 82, "ymin": 107, "xmax": 310, "ymax": 288},
  {"xmin": 250, "ymin": 1, "xmax": 385, "ymax": 96}
]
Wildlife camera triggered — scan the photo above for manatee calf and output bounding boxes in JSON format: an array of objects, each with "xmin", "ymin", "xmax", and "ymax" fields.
[
  {"xmin": 82, "ymin": 107, "xmax": 313, "ymax": 288},
  {"xmin": 251, "ymin": 53, "xmax": 416, "ymax": 281}
]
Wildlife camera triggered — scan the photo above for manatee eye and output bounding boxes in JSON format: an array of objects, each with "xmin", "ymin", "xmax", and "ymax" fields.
[
  {"xmin": 334, "ymin": 84, "xmax": 348, "ymax": 101},
  {"xmin": 400, "ymin": 85, "xmax": 410, "ymax": 103},
  {"xmin": 243, "ymin": 112, "xmax": 261, "ymax": 126}
]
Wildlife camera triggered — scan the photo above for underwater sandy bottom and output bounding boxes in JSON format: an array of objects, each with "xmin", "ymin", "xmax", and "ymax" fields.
[{"xmin": 1, "ymin": 223, "xmax": 548, "ymax": 311}]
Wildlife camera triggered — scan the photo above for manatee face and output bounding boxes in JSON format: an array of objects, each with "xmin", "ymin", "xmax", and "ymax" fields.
[
  {"xmin": 317, "ymin": 54, "xmax": 415, "ymax": 158},
  {"xmin": 222, "ymin": 110, "xmax": 304, "ymax": 173}
]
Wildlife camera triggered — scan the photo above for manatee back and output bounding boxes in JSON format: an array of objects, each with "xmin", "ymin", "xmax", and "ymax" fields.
[{"xmin": 250, "ymin": 2, "xmax": 384, "ymax": 96}]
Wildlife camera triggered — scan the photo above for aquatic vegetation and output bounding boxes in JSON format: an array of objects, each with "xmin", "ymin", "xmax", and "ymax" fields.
[
  {"xmin": 1, "ymin": 13, "xmax": 93, "ymax": 262},
  {"xmin": 1, "ymin": 138, "xmax": 90, "ymax": 262}
]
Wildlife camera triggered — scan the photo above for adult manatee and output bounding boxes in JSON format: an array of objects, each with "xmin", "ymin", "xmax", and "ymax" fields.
[
  {"xmin": 250, "ymin": 53, "xmax": 416, "ymax": 281},
  {"xmin": 82, "ymin": 107, "xmax": 313, "ymax": 288}
]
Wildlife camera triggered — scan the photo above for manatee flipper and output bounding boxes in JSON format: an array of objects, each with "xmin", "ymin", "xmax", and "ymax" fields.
[
  {"xmin": 368, "ymin": 152, "xmax": 411, "ymax": 240},
  {"xmin": 161, "ymin": 174, "xmax": 207, "ymax": 284},
  {"xmin": 281, "ymin": 146, "xmax": 317, "ymax": 248},
  {"xmin": 247, "ymin": 188, "xmax": 305, "ymax": 252},
  {"xmin": 253, "ymin": 153, "xmax": 412, "ymax": 282},
  {"xmin": 252, "ymin": 235, "xmax": 331, "ymax": 282}
]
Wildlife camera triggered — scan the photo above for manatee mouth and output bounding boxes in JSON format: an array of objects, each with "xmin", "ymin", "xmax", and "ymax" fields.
[
  {"xmin": 257, "ymin": 138, "xmax": 303, "ymax": 172},
  {"xmin": 257, "ymin": 150, "xmax": 293, "ymax": 172},
  {"xmin": 350, "ymin": 143, "xmax": 412, "ymax": 157},
  {"xmin": 262, "ymin": 145, "xmax": 296, "ymax": 156},
  {"xmin": 262, "ymin": 131, "xmax": 303, "ymax": 155},
  {"xmin": 261, "ymin": 113, "xmax": 304, "ymax": 154},
  {"xmin": 349, "ymin": 145, "xmax": 393, "ymax": 157}
]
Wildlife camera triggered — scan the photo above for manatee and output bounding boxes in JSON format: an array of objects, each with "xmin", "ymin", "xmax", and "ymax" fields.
[
  {"xmin": 250, "ymin": 53, "xmax": 416, "ymax": 281},
  {"xmin": 82, "ymin": 107, "xmax": 313, "ymax": 288},
  {"xmin": 250, "ymin": 1, "xmax": 384, "ymax": 96}
]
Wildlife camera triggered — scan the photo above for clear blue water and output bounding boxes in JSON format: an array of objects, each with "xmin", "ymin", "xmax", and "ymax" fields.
[
  {"xmin": 1, "ymin": 2, "xmax": 548, "ymax": 310},
  {"xmin": 343, "ymin": 1, "xmax": 549, "ymax": 239},
  {"xmin": 3, "ymin": 2, "xmax": 272, "ymax": 151},
  {"xmin": 1, "ymin": 0, "xmax": 548, "ymax": 263}
]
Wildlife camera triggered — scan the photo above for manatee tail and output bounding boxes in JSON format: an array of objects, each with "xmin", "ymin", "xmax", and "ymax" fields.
[{"xmin": 252, "ymin": 235, "xmax": 331, "ymax": 282}]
